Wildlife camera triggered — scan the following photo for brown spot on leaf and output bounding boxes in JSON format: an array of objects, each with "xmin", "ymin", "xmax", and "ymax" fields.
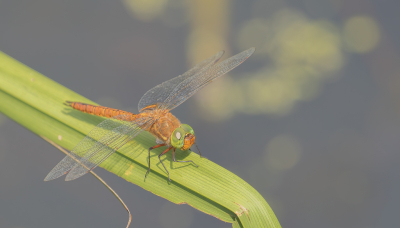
[{"xmin": 234, "ymin": 202, "xmax": 250, "ymax": 221}]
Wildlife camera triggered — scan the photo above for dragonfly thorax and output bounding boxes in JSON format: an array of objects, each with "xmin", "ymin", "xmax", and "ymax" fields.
[
  {"xmin": 171, "ymin": 124, "xmax": 195, "ymax": 151},
  {"xmin": 142, "ymin": 109, "xmax": 181, "ymax": 145}
]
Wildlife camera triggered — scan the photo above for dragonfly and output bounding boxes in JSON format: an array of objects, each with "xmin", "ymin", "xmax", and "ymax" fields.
[{"xmin": 44, "ymin": 47, "xmax": 255, "ymax": 182}]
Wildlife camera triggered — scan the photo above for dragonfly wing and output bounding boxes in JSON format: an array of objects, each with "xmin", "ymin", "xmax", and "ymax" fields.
[
  {"xmin": 44, "ymin": 115, "xmax": 155, "ymax": 181},
  {"xmin": 138, "ymin": 50, "xmax": 225, "ymax": 111},
  {"xmin": 44, "ymin": 149, "xmax": 85, "ymax": 181},
  {"xmin": 158, "ymin": 48, "xmax": 255, "ymax": 111}
]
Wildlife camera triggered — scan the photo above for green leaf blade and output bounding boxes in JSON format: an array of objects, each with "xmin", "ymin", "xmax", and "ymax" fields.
[{"xmin": 0, "ymin": 51, "xmax": 281, "ymax": 228}]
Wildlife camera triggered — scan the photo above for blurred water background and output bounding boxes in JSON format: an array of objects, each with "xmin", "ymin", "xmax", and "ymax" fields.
[{"xmin": 0, "ymin": 0, "xmax": 399, "ymax": 228}]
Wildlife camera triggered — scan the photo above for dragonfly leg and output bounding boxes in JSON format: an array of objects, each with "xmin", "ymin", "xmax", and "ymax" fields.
[
  {"xmin": 172, "ymin": 148, "xmax": 198, "ymax": 167},
  {"xmin": 145, "ymin": 144, "xmax": 166, "ymax": 179},
  {"xmin": 158, "ymin": 146, "xmax": 173, "ymax": 181},
  {"xmin": 193, "ymin": 142, "xmax": 203, "ymax": 157}
]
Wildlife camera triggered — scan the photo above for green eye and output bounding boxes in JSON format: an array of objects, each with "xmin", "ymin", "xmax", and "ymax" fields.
[
  {"xmin": 180, "ymin": 124, "xmax": 195, "ymax": 136},
  {"xmin": 171, "ymin": 127, "xmax": 185, "ymax": 149},
  {"xmin": 171, "ymin": 124, "xmax": 195, "ymax": 149}
]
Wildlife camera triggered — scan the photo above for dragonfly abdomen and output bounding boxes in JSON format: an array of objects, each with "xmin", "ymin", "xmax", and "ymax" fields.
[{"xmin": 65, "ymin": 101, "xmax": 136, "ymax": 120}]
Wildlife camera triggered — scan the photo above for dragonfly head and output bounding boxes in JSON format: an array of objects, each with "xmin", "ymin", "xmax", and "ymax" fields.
[{"xmin": 171, "ymin": 124, "xmax": 195, "ymax": 151}]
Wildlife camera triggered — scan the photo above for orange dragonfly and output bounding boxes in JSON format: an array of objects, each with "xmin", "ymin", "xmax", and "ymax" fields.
[{"xmin": 44, "ymin": 47, "xmax": 255, "ymax": 182}]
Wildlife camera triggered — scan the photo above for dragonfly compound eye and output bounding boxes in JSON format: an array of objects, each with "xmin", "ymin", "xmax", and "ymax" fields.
[
  {"xmin": 171, "ymin": 124, "xmax": 195, "ymax": 150},
  {"xmin": 171, "ymin": 127, "xmax": 185, "ymax": 149},
  {"xmin": 180, "ymin": 124, "xmax": 195, "ymax": 136}
]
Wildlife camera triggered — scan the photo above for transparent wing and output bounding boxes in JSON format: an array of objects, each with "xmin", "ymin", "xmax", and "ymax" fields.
[
  {"xmin": 158, "ymin": 47, "xmax": 255, "ymax": 111},
  {"xmin": 44, "ymin": 115, "xmax": 155, "ymax": 181},
  {"xmin": 138, "ymin": 50, "xmax": 225, "ymax": 111}
]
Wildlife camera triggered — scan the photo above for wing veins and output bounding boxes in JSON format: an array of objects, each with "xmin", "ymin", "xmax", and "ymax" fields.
[
  {"xmin": 44, "ymin": 116, "xmax": 155, "ymax": 181},
  {"xmin": 159, "ymin": 48, "xmax": 255, "ymax": 111},
  {"xmin": 137, "ymin": 50, "xmax": 224, "ymax": 111}
]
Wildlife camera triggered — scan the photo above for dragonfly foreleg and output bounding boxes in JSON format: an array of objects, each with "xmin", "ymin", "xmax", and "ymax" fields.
[
  {"xmin": 172, "ymin": 148, "xmax": 198, "ymax": 167},
  {"xmin": 192, "ymin": 142, "xmax": 203, "ymax": 158}
]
